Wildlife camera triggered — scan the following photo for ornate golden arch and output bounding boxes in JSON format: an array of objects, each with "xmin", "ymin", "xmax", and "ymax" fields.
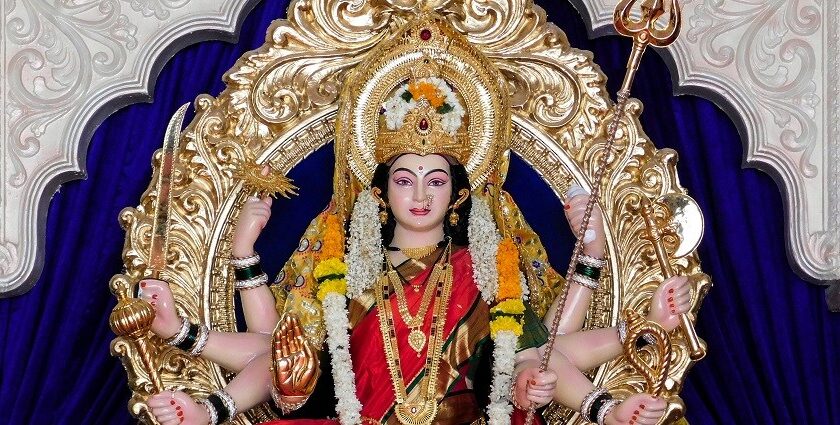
[{"xmin": 111, "ymin": 1, "xmax": 710, "ymax": 423}]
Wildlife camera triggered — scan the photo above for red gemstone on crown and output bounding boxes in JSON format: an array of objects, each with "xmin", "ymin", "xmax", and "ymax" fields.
[
  {"xmin": 418, "ymin": 118, "xmax": 429, "ymax": 131},
  {"xmin": 420, "ymin": 29, "xmax": 432, "ymax": 41}
]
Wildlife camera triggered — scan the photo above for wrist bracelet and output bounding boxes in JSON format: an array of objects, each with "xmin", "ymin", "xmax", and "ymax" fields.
[
  {"xmin": 207, "ymin": 393, "xmax": 230, "ymax": 424},
  {"xmin": 597, "ymin": 398, "xmax": 621, "ymax": 425},
  {"xmin": 189, "ymin": 324, "xmax": 210, "ymax": 356},
  {"xmin": 588, "ymin": 393, "xmax": 613, "ymax": 423},
  {"xmin": 231, "ymin": 253, "xmax": 260, "ymax": 269},
  {"xmin": 213, "ymin": 390, "xmax": 237, "ymax": 420},
  {"xmin": 201, "ymin": 398, "xmax": 219, "ymax": 425},
  {"xmin": 235, "ymin": 273, "xmax": 268, "ymax": 290},
  {"xmin": 577, "ymin": 254, "xmax": 606, "ymax": 269},
  {"xmin": 580, "ymin": 387, "xmax": 607, "ymax": 422},
  {"xmin": 234, "ymin": 263, "xmax": 263, "ymax": 281},
  {"xmin": 176, "ymin": 324, "xmax": 199, "ymax": 352},
  {"xmin": 572, "ymin": 272, "xmax": 600, "ymax": 290},
  {"xmin": 165, "ymin": 316, "xmax": 190, "ymax": 346},
  {"xmin": 575, "ymin": 263, "xmax": 602, "ymax": 280}
]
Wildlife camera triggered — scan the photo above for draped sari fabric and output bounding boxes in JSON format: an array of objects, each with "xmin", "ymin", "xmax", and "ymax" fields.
[
  {"xmin": 350, "ymin": 247, "xmax": 487, "ymax": 424},
  {"xmin": 1, "ymin": 1, "xmax": 838, "ymax": 424}
]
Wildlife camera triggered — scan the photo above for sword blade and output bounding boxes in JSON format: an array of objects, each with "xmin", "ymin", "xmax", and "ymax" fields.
[{"xmin": 148, "ymin": 103, "xmax": 190, "ymax": 276}]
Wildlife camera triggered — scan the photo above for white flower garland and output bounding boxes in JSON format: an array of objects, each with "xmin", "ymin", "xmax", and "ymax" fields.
[
  {"xmin": 346, "ymin": 189, "xmax": 384, "ymax": 299},
  {"xmin": 468, "ymin": 197, "xmax": 501, "ymax": 303},
  {"xmin": 487, "ymin": 330, "xmax": 518, "ymax": 425},
  {"xmin": 322, "ymin": 292, "xmax": 363, "ymax": 425},
  {"xmin": 519, "ymin": 271, "xmax": 530, "ymax": 301},
  {"xmin": 382, "ymin": 77, "xmax": 466, "ymax": 134}
]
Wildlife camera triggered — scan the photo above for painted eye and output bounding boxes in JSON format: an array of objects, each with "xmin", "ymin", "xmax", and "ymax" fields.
[
  {"xmin": 428, "ymin": 179, "xmax": 447, "ymax": 187},
  {"xmin": 395, "ymin": 178, "xmax": 412, "ymax": 186}
]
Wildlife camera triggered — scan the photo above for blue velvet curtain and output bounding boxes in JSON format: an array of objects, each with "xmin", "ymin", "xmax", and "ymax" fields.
[{"xmin": 1, "ymin": 1, "xmax": 837, "ymax": 424}]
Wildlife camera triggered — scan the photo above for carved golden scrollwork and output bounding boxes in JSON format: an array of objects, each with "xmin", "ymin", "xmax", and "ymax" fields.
[{"xmin": 112, "ymin": 1, "xmax": 709, "ymax": 424}]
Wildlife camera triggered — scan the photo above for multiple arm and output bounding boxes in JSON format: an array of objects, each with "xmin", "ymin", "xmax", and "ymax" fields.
[{"xmin": 513, "ymin": 189, "xmax": 692, "ymax": 425}]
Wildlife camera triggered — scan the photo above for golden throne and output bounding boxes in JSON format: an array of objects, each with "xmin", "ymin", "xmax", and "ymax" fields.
[{"xmin": 110, "ymin": 1, "xmax": 711, "ymax": 423}]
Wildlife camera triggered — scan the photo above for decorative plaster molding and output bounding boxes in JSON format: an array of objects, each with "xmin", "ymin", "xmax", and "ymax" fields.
[
  {"xmin": 0, "ymin": 0, "xmax": 262, "ymax": 297},
  {"xmin": 568, "ymin": 0, "xmax": 840, "ymax": 309}
]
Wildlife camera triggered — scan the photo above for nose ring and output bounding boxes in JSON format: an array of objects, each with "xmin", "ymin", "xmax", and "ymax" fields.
[{"xmin": 424, "ymin": 194, "xmax": 434, "ymax": 209}]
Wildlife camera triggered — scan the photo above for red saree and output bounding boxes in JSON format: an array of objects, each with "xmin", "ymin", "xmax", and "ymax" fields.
[{"xmin": 265, "ymin": 247, "xmax": 542, "ymax": 424}]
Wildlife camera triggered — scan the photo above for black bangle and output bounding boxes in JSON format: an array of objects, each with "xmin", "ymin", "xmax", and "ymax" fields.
[
  {"xmin": 207, "ymin": 393, "xmax": 230, "ymax": 423},
  {"xmin": 575, "ymin": 263, "xmax": 601, "ymax": 280},
  {"xmin": 234, "ymin": 263, "xmax": 263, "ymax": 281},
  {"xmin": 176, "ymin": 324, "xmax": 199, "ymax": 352},
  {"xmin": 588, "ymin": 393, "xmax": 613, "ymax": 423}
]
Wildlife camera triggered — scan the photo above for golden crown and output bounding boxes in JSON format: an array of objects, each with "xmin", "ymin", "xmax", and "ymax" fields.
[
  {"xmin": 336, "ymin": 12, "xmax": 511, "ymax": 189},
  {"xmin": 376, "ymin": 56, "xmax": 470, "ymax": 163}
]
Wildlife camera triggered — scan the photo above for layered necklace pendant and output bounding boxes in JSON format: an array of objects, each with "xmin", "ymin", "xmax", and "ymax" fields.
[
  {"xmin": 407, "ymin": 328, "xmax": 427, "ymax": 354},
  {"xmin": 375, "ymin": 242, "xmax": 455, "ymax": 425},
  {"xmin": 388, "ymin": 265, "xmax": 443, "ymax": 355},
  {"xmin": 395, "ymin": 400, "xmax": 439, "ymax": 425}
]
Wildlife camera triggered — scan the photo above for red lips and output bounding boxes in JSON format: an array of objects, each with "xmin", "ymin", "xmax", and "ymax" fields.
[{"xmin": 410, "ymin": 208, "xmax": 430, "ymax": 216}]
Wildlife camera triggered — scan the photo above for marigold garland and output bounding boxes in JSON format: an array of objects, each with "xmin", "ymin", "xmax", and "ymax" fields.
[
  {"xmin": 317, "ymin": 279, "xmax": 347, "ymax": 302},
  {"xmin": 319, "ymin": 213, "xmax": 345, "ymax": 260},
  {"xmin": 407, "ymin": 81, "xmax": 446, "ymax": 108},
  {"xmin": 490, "ymin": 298, "xmax": 526, "ymax": 316},
  {"xmin": 495, "ymin": 237, "xmax": 522, "ymax": 301},
  {"xmin": 490, "ymin": 316, "xmax": 524, "ymax": 339},
  {"xmin": 314, "ymin": 257, "xmax": 348, "ymax": 280}
]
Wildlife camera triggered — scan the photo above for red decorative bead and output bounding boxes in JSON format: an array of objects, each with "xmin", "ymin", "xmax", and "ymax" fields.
[
  {"xmin": 177, "ymin": 411, "xmax": 183, "ymax": 417},
  {"xmin": 420, "ymin": 29, "xmax": 432, "ymax": 40},
  {"xmin": 418, "ymin": 118, "xmax": 429, "ymax": 131},
  {"xmin": 170, "ymin": 400, "xmax": 176, "ymax": 406}
]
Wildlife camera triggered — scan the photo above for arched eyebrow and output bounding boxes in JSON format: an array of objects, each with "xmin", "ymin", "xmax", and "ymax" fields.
[
  {"xmin": 390, "ymin": 167, "xmax": 450, "ymax": 177},
  {"xmin": 424, "ymin": 169, "xmax": 449, "ymax": 177}
]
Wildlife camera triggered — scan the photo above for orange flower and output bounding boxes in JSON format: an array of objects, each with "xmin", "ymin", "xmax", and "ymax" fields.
[
  {"xmin": 319, "ymin": 213, "xmax": 345, "ymax": 259},
  {"xmin": 495, "ymin": 237, "xmax": 522, "ymax": 301},
  {"xmin": 407, "ymin": 82, "xmax": 445, "ymax": 108}
]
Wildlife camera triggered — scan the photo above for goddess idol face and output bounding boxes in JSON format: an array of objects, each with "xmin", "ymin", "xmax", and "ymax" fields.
[{"xmin": 388, "ymin": 154, "xmax": 453, "ymax": 234}]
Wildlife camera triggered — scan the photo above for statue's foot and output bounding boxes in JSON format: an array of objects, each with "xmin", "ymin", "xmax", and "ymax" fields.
[{"xmin": 605, "ymin": 393, "xmax": 666, "ymax": 425}]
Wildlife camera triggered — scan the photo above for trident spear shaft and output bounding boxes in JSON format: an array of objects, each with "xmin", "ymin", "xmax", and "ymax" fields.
[{"xmin": 525, "ymin": 1, "xmax": 684, "ymax": 423}]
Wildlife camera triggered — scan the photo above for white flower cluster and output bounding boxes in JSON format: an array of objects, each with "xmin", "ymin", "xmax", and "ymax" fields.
[
  {"xmin": 519, "ymin": 271, "xmax": 530, "ymax": 301},
  {"xmin": 381, "ymin": 77, "xmax": 466, "ymax": 134},
  {"xmin": 322, "ymin": 292, "xmax": 363, "ymax": 425},
  {"xmin": 468, "ymin": 197, "xmax": 501, "ymax": 303},
  {"xmin": 346, "ymin": 190, "xmax": 384, "ymax": 299},
  {"xmin": 487, "ymin": 330, "xmax": 518, "ymax": 425}
]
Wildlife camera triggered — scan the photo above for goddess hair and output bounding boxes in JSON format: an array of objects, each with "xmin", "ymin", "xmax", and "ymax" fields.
[{"xmin": 370, "ymin": 160, "xmax": 472, "ymax": 247}]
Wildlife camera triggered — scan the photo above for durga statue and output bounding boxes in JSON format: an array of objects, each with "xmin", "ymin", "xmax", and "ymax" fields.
[{"xmin": 110, "ymin": 3, "xmax": 710, "ymax": 425}]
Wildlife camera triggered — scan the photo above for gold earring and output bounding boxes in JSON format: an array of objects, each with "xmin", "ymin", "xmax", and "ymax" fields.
[
  {"xmin": 371, "ymin": 187, "xmax": 388, "ymax": 224},
  {"xmin": 448, "ymin": 189, "xmax": 470, "ymax": 227},
  {"xmin": 448, "ymin": 211, "xmax": 459, "ymax": 227}
]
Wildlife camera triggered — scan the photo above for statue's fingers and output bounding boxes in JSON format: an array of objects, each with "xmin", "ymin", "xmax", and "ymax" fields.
[
  {"xmin": 150, "ymin": 405, "xmax": 175, "ymax": 418},
  {"xmin": 147, "ymin": 394, "xmax": 175, "ymax": 408},
  {"xmin": 289, "ymin": 334, "xmax": 301, "ymax": 353},
  {"xmin": 292, "ymin": 323, "xmax": 303, "ymax": 340},
  {"xmin": 160, "ymin": 418, "xmax": 181, "ymax": 425},
  {"xmin": 675, "ymin": 292, "xmax": 691, "ymax": 304},
  {"xmin": 155, "ymin": 412, "xmax": 178, "ymax": 422},
  {"xmin": 279, "ymin": 331, "xmax": 291, "ymax": 358},
  {"xmin": 526, "ymin": 388, "xmax": 554, "ymax": 399}
]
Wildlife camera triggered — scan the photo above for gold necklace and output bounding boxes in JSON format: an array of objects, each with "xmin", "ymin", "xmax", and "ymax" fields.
[
  {"xmin": 375, "ymin": 244, "xmax": 453, "ymax": 425},
  {"xmin": 388, "ymin": 267, "xmax": 441, "ymax": 354},
  {"xmin": 393, "ymin": 243, "xmax": 440, "ymax": 260}
]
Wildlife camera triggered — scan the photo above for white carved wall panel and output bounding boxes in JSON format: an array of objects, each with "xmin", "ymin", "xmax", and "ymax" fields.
[
  {"xmin": 0, "ymin": 0, "xmax": 260, "ymax": 297},
  {"xmin": 2, "ymin": 0, "xmax": 838, "ymax": 307},
  {"xmin": 568, "ymin": 0, "xmax": 839, "ymax": 308}
]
